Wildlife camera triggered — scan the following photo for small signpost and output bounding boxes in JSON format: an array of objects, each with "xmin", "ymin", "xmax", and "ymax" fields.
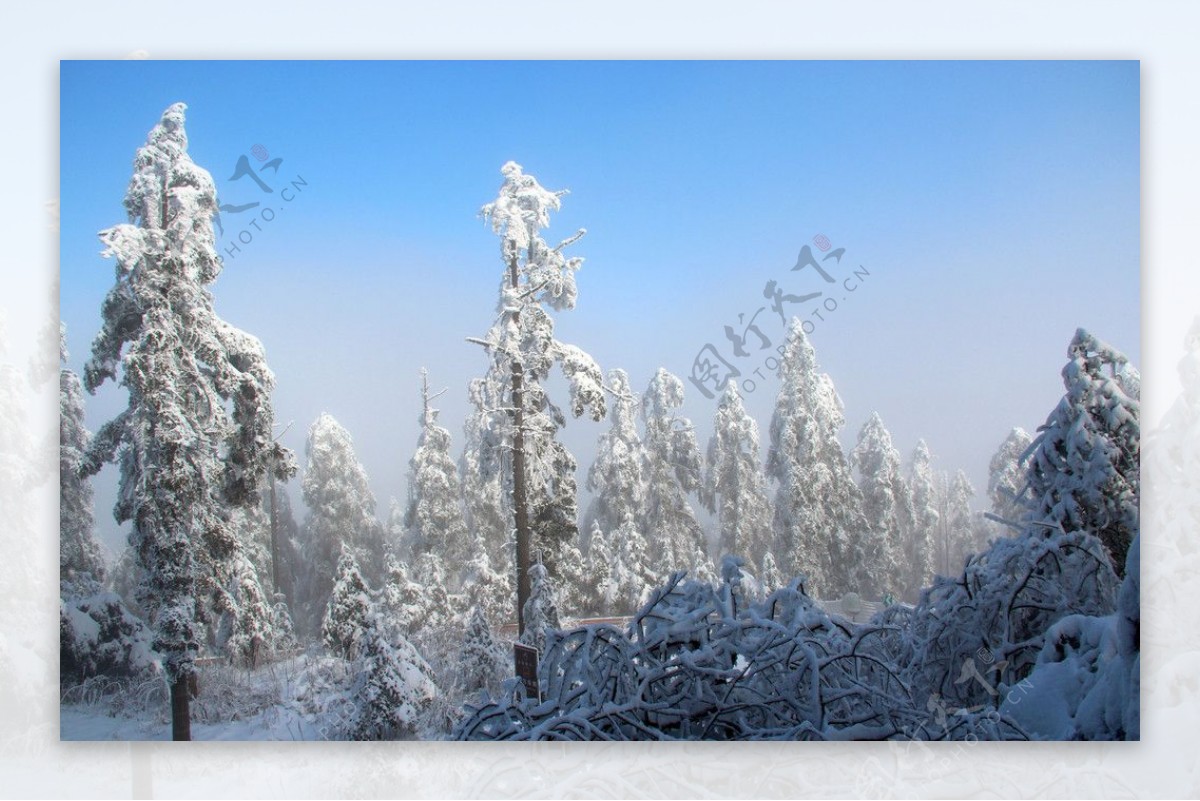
[{"xmin": 514, "ymin": 643, "xmax": 541, "ymax": 702}]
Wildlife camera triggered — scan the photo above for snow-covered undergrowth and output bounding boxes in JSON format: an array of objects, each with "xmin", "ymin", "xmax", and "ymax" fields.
[{"xmin": 456, "ymin": 559, "xmax": 1024, "ymax": 741}]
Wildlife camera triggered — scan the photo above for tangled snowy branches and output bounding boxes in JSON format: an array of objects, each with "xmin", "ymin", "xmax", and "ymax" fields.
[
  {"xmin": 455, "ymin": 560, "xmax": 1025, "ymax": 741},
  {"xmin": 903, "ymin": 525, "xmax": 1118, "ymax": 712}
]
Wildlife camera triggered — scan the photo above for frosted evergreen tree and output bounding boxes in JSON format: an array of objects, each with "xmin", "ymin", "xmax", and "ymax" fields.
[
  {"xmin": 766, "ymin": 319, "xmax": 868, "ymax": 598},
  {"xmin": 301, "ymin": 412, "xmax": 382, "ymax": 631},
  {"xmin": 849, "ymin": 412, "xmax": 912, "ymax": 600},
  {"xmin": 322, "ymin": 546, "xmax": 372, "ymax": 659},
  {"xmin": 702, "ymin": 382, "xmax": 772, "ymax": 571},
  {"xmin": 641, "ymin": 368, "xmax": 710, "ymax": 578},
  {"xmin": 469, "ymin": 162, "xmax": 606, "ymax": 632},
  {"xmin": 80, "ymin": 103, "xmax": 294, "ymax": 740},
  {"xmin": 381, "ymin": 553, "xmax": 425, "ymax": 635},
  {"xmin": 404, "ymin": 369, "xmax": 471, "ymax": 579},
  {"xmin": 461, "ymin": 542, "xmax": 513, "ymax": 629},
  {"xmin": 939, "ymin": 469, "xmax": 977, "ymax": 575},
  {"xmin": 458, "ymin": 377, "xmax": 510, "ymax": 574},
  {"xmin": 905, "ymin": 440, "xmax": 939, "ymax": 597},
  {"xmin": 584, "ymin": 368, "xmax": 646, "ymax": 542},
  {"xmin": 519, "ymin": 560, "xmax": 561, "ymax": 654},
  {"xmin": 60, "ymin": 328, "xmax": 104, "ymax": 589},
  {"xmin": 758, "ymin": 550, "xmax": 784, "ymax": 597},
  {"xmin": 1023, "ymin": 329, "xmax": 1140, "ymax": 576},
  {"xmin": 347, "ymin": 610, "xmax": 438, "ymax": 741},
  {"xmin": 987, "ymin": 427, "xmax": 1032, "ymax": 529},
  {"xmin": 456, "ymin": 605, "xmax": 508, "ymax": 700},
  {"xmin": 585, "ymin": 520, "xmax": 617, "ymax": 616},
  {"xmin": 385, "ymin": 497, "xmax": 409, "ymax": 560},
  {"xmin": 610, "ymin": 513, "xmax": 659, "ymax": 613}
]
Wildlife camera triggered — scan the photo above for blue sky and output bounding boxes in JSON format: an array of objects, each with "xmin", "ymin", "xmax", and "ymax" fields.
[{"xmin": 60, "ymin": 60, "xmax": 1140, "ymax": 554}]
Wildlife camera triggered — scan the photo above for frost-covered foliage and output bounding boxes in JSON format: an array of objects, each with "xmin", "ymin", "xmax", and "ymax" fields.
[
  {"xmin": 703, "ymin": 382, "xmax": 772, "ymax": 572},
  {"xmin": 300, "ymin": 413, "xmax": 382, "ymax": 631},
  {"xmin": 904, "ymin": 440, "xmax": 939, "ymax": 601},
  {"xmin": 641, "ymin": 368, "xmax": 710, "ymax": 579},
  {"xmin": 767, "ymin": 320, "xmax": 868, "ymax": 598},
  {"xmin": 80, "ymin": 103, "xmax": 295, "ymax": 705},
  {"xmin": 1002, "ymin": 533, "xmax": 1139, "ymax": 740},
  {"xmin": 1022, "ymin": 329, "xmax": 1140, "ymax": 577},
  {"xmin": 346, "ymin": 612, "xmax": 438, "ymax": 740},
  {"xmin": 987, "ymin": 427, "xmax": 1032, "ymax": 527},
  {"xmin": 456, "ymin": 605, "xmax": 509, "ymax": 700},
  {"xmin": 322, "ymin": 547, "xmax": 372, "ymax": 659},
  {"xmin": 404, "ymin": 371, "xmax": 472, "ymax": 580},
  {"xmin": 60, "ymin": 592, "xmax": 160, "ymax": 686},
  {"xmin": 585, "ymin": 369, "xmax": 646, "ymax": 540},
  {"xmin": 469, "ymin": 162, "xmax": 606, "ymax": 616},
  {"xmin": 519, "ymin": 561, "xmax": 561, "ymax": 654},
  {"xmin": 60, "ymin": 339, "xmax": 104, "ymax": 588},
  {"xmin": 904, "ymin": 525, "xmax": 1118, "ymax": 713},
  {"xmin": 456, "ymin": 565, "xmax": 1026, "ymax": 741},
  {"xmin": 849, "ymin": 412, "xmax": 913, "ymax": 600}
]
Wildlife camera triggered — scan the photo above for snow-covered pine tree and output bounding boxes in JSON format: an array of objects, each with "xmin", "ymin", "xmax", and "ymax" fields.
[
  {"xmin": 80, "ymin": 103, "xmax": 294, "ymax": 740},
  {"xmin": 1023, "ymin": 329, "xmax": 1140, "ymax": 576},
  {"xmin": 611, "ymin": 513, "xmax": 657, "ymax": 614},
  {"xmin": 849, "ymin": 412, "xmax": 913, "ymax": 600},
  {"xmin": 458, "ymin": 377, "xmax": 510, "ymax": 575},
  {"xmin": 381, "ymin": 553, "xmax": 425, "ymax": 635},
  {"xmin": 456, "ymin": 605, "xmax": 508, "ymax": 700},
  {"xmin": 641, "ymin": 368, "xmax": 710, "ymax": 578},
  {"xmin": 519, "ymin": 560, "xmax": 561, "ymax": 655},
  {"xmin": 584, "ymin": 520, "xmax": 617, "ymax": 616},
  {"xmin": 404, "ymin": 369, "xmax": 471, "ymax": 582},
  {"xmin": 987, "ymin": 427, "xmax": 1032, "ymax": 529},
  {"xmin": 60, "ymin": 327, "xmax": 104, "ymax": 590},
  {"xmin": 904, "ymin": 439, "xmax": 939, "ymax": 599},
  {"xmin": 461, "ymin": 542, "xmax": 513, "ymax": 631},
  {"xmin": 347, "ymin": 610, "xmax": 438, "ymax": 741},
  {"xmin": 300, "ymin": 413, "xmax": 382, "ymax": 632},
  {"xmin": 470, "ymin": 162, "xmax": 607, "ymax": 632},
  {"xmin": 766, "ymin": 319, "xmax": 868, "ymax": 598},
  {"xmin": 940, "ymin": 469, "xmax": 976, "ymax": 575},
  {"xmin": 702, "ymin": 381, "xmax": 773, "ymax": 572},
  {"xmin": 758, "ymin": 550, "xmax": 784, "ymax": 597},
  {"xmin": 322, "ymin": 545, "xmax": 372, "ymax": 660},
  {"xmin": 584, "ymin": 368, "xmax": 646, "ymax": 542}
]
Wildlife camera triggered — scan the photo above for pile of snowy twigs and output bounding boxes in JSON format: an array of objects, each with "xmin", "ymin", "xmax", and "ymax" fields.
[{"xmin": 455, "ymin": 563, "xmax": 1026, "ymax": 741}]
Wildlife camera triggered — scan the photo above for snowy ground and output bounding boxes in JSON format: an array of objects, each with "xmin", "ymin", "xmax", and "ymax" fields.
[{"xmin": 61, "ymin": 654, "xmax": 362, "ymax": 742}]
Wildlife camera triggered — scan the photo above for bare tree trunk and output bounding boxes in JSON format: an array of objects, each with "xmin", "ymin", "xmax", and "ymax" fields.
[
  {"xmin": 269, "ymin": 474, "xmax": 281, "ymax": 597},
  {"xmin": 509, "ymin": 253, "xmax": 532, "ymax": 635},
  {"xmin": 170, "ymin": 673, "xmax": 191, "ymax": 741}
]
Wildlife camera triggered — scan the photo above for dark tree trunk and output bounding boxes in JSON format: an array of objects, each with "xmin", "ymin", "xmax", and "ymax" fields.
[
  {"xmin": 509, "ymin": 252, "xmax": 532, "ymax": 635},
  {"xmin": 170, "ymin": 673, "xmax": 191, "ymax": 741}
]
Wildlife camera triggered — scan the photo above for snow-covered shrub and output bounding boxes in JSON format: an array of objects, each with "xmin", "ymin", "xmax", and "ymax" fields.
[
  {"xmin": 456, "ymin": 562, "xmax": 1022, "ymax": 741},
  {"xmin": 904, "ymin": 525, "xmax": 1118, "ymax": 712},
  {"xmin": 60, "ymin": 592, "xmax": 160, "ymax": 686},
  {"xmin": 1001, "ymin": 534, "xmax": 1139, "ymax": 740},
  {"xmin": 346, "ymin": 613, "xmax": 438, "ymax": 740}
]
